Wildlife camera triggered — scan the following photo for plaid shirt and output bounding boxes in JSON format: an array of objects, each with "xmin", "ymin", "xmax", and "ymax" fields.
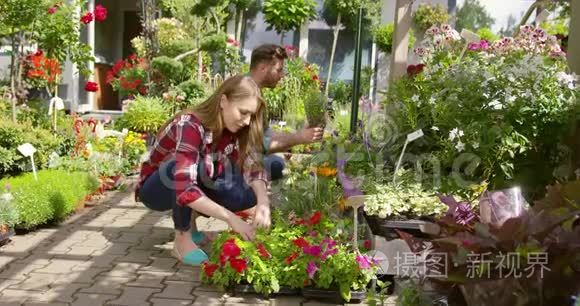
[{"xmin": 137, "ymin": 114, "xmax": 267, "ymax": 206}]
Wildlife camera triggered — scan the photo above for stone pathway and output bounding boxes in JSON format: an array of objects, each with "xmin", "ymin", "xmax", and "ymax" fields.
[{"xmin": 0, "ymin": 182, "xmax": 396, "ymax": 306}]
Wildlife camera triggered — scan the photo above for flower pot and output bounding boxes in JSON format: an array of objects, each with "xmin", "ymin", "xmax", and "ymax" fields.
[
  {"xmin": 0, "ymin": 224, "xmax": 15, "ymax": 245},
  {"xmin": 301, "ymin": 287, "xmax": 367, "ymax": 303},
  {"xmin": 363, "ymin": 212, "xmax": 438, "ymax": 240},
  {"xmin": 233, "ymin": 283, "xmax": 300, "ymax": 296}
]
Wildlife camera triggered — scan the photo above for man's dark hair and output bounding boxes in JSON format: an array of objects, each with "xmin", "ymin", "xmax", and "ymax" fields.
[{"xmin": 250, "ymin": 44, "xmax": 288, "ymax": 69}]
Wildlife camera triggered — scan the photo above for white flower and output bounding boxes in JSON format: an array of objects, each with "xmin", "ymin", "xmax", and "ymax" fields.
[
  {"xmin": 411, "ymin": 95, "xmax": 420, "ymax": 103},
  {"xmin": 488, "ymin": 100, "xmax": 503, "ymax": 110},
  {"xmin": 431, "ymin": 126, "xmax": 439, "ymax": 131},
  {"xmin": 449, "ymin": 128, "xmax": 462, "ymax": 141},
  {"xmin": 472, "ymin": 142, "xmax": 480, "ymax": 149},
  {"xmin": 455, "ymin": 141, "xmax": 465, "ymax": 152},
  {"xmin": 429, "ymin": 96, "xmax": 436, "ymax": 104},
  {"xmin": 556, "ymin": 71, "xmax": 578, "ymax": 89}
]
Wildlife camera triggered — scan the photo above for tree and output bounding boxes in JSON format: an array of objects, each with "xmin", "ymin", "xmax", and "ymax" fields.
[
  {"xmin": 455, "ymin": 0, "xmax": 495, "ymax": 32},
  {"xmin": 499, "ymin": 13, "xmax": 518, "ymax": 37},
  {"xmin": 262, "ymin": 0, "xmax": 317, "ymax": 44}
]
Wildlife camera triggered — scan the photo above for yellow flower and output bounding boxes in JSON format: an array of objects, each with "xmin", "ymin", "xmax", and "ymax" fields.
[{"xmin": 316, "ymin": 167, "xmax": 337, "ymax": 177}]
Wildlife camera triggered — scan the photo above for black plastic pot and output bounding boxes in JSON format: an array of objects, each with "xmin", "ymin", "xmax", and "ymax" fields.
[
  {"xmin": 301, "ymin": 287, "xmax": 367, "ymax": 303},
  {"xmin": 363, "ymin": 212, "xmax": 436, "ymax": 239},
  {"xmin": 233, "ymin": 284, "xmax": 300, "ymax": 296}
]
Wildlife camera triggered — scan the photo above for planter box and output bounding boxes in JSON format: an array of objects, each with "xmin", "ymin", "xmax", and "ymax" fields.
[
  {"xmin": 364, "ymin": 213, "xmax": 440, "ymax": 240},
  {"xmin": 233, "ymin": 284, "xmax": 300, "ymax": 296},
  {"xmin": 0, "ymin": 226, "xmax": 15, "ymax": 245},
  {"xmin": 301, "ymin": 287, "xmax": 367, "ymax": 303}
]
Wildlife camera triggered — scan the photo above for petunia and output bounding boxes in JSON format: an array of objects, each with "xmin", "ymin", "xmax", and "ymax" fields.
[
  {"xmin": 222, "ymin": 239, "xmax": 241, "ymax": 258},
  {"xmin": 94, "ymin": 5, "xmax": 107, "ymax": 22},
  {"xmin": 202, "ymin": 262, "xmax": 219, "ymax": 277},
  {"xmin": 293, "ymin": 237, "xmax": 309, "ymax": 248},
  {"xmin": 257, "ymin": 244, "xmax": 270, "ymax": 259},
  {"xmin": 229, "ymin": 257, "xmax": 247, "ymax": 273},
  {"xmin": 308, "ymin": 211, "xmax": 321, "ymax": 225},
  {"xmin": 285, "ymin": 252, "xmax": 299, "ymax": 265},
  {"xmin": 80, "ymin": 12, "xmax": 94, "ymax": 24},
  {"xmin": 306, "ymin": 261, "xmax": 318, "ymax": 279},
  {"xmin": 356, "ymin": 254, "xmax": 372, "ymax": 270},
  {"xmin": 303, "ymin": 245, "xmax": 322, "ymax": 258}
]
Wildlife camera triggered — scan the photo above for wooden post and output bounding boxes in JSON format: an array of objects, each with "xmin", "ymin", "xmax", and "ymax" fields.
[
  {"xmin": 389, "ymin": 0, "xmax": 413, "ymax": 85},
  {"xmin": 569, "ymin": 0, "xmax": 580, "ymax": 74}
]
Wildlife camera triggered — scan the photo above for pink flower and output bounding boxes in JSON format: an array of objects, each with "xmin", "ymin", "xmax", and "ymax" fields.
[
  {"xmin": 468, "ymin": 42, "xmax": 480, "ymax": 51},
  {"xmin": 94, "ymin": 5, "xmax": 107, "ymax": 22},
  {"xmin": 306, "ymin": 261, "xmax": 318, "ymax": 279},
  {"xmin": 80, "ymin": 12, "xmax": 94, "ymax": 24},
  {"xmin": 84, "ymin": 81, "xmax": 98, "ymax": 92},
  {"xmin": 356, "ymin": 254, "xmax": 372, "ymax": 270},
  {"xmin": 321, "ymin": 247, "xmax": 337, "ymax": 261},
  {"xmin": 303, "ymin": 245, "xmax": 322, "ymax": 257},
  {"xmin": 309, "ymin": 230, "xmax": 318, "ymax": 237},
  {"xmin": 48, "ymin": 7, "xmax": 57, "ymax": 14}
]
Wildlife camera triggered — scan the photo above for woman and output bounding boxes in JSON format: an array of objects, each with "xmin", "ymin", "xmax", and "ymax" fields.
[{"xmin": 136, "ymin": 75, "xmax": 271, "ymax": 265}]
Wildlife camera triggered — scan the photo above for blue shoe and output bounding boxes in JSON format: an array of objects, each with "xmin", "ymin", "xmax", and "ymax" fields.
[
  {"xmin": 191, "ymin": 231, "xmax": 206, "ymax": 245},
  {"xmin": 172, "ymin": 246, "xmax": 208, "ymax": 266}
]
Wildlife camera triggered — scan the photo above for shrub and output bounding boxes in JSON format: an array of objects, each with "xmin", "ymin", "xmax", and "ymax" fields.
[
  {"xmin": 0, "ymin": 170, "xmax": 99, "ymax": 229},
  {"xmin": 152, "ymin": 56, "xmax": 184, "ymax": 86},
  {"xmin": 373, "ymin": 23, "xmax": 416, "ymax": 54},
  {"xmin": 178, "ymin": 79, "xmax": 208, "ymax": 105},
  {"xmin": 0, "ymin": 120, "xmax": 64, "ymax": 177},
  {"xmin": 121, "ymin": 96, "xmax": 170, "ymax": 134},
  {"xmin": 413, "ymin": 4, "xmax": 449, "ymax": 32}
]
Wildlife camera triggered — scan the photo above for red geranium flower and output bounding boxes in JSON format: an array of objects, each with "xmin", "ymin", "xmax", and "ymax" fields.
[
  {"xmin": 138, "ymin": 86, "xmax": 147, "ymax": 95},
  {"xmin": 84, "ymin": 81, "xmax": 98, "ymax": 92},
  {"xmin": 308, "ymin": 211, "xmax": 321, "ymax": 226},
  {"xmin": 202, "ymin": 262, "xmax": 219, "ymax": 277},
  {"xmin": 94, "ymin": 5, "xmax": 107, "ymax": 22},
  {"xmin": 80, "ymin": 12, "xmax": 94, "ymax": 24},
  {"xmin": 406, "ymin": 64, "xmax": 425, "ymax": 76},
  {"xmin": 293, "ymin": 237, "xmax": 309, "ymax": 248},
  {"xmin": 312, "ymin": 75, "xmax": 319, "ymax": 81},
  {"xmin": 48, "ymin": 7, "xmax": 57, "ymax": 14},
  {"xmin": 257, "ymin": 244, "xmax": 270, "ymax": 259},
  {"xmin": 229, "ymin": 257, "xmax": 247, "ymax": 273}
]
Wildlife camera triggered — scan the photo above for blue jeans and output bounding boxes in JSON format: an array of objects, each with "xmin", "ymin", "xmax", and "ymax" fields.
[{"xmin": 138, "ymin": 155, "xmax": 285, "ymax": 231}]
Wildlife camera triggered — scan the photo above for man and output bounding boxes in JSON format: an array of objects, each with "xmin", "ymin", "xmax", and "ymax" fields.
[{"xmin": 249, "ymin": 44, "xmax": 324, "ymax": 156}]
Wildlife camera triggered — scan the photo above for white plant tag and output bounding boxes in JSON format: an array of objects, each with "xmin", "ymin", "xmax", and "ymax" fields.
[
  {"xmin": 461, "ymin": 29, "xmax": 480, "ymax": 43},
  {"xmin": 406, "ymin": 129, "xmax": 424, "ymax": 142}
]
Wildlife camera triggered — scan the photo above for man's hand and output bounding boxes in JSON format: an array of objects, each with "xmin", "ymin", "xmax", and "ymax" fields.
[
  {"xmin": 253, "ymin": 202, "xmax": 271, "ymax": 228},
  {"xmin": 297, "ymin": 127, "xmax": 323, "ymax": 145}
]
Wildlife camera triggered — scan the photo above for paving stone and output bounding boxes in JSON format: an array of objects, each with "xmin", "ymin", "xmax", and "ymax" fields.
[
  {"xmin": 113, "ymin": 232, "xmax": 146, "ymax": 244},
  {"xmin": 107, "ymin": 287, "xmax": 161, "ymax": 306},
  {"xmin": 26, "ymin": 283, "xmax": 86, "ymax": 303},
  {"xmin": 0, "ymin": 280, "xmax": 23, "ymax": 292},
  {"xmin": 140, "ymin": 257, "xmax": 178, "ymax": 272},
  {"xmin": 92, "ymin": 243, "xmax": 133, "ymax": 256},
  {"xmin": 55, "ymin": 268, "xmax": 110, "ymax": 284},
  {"xmin": 101, "ymin": 262, "xmax": 142, "ymax": 278},
  {"xmin": 269, "ymin": 297, "xmax": 306, "ymax": 306},
  {"xmin": 0, "ymin": 289, "xmax": 37, "ymax": 304},
  {"xmin": 34, "ymin": 259, "xmax": 85, "ymax": 274},
  {"xmin": 0, "ymin": 263, "xmax": 48, "ymax": 280},
  {"xmin": 8, "ymin": 272, "xmax": 60, "ymax": 291},
  {"xmin": 166, "ymin": 267, "xmax": 200, "ymax": 282},
  {"xmin": 1, "ymin": 235, "xmax": 49, "ymax": 253},
  {"xmin": 71, "ymin": 293, "xmax": 117, "ymax": 306},
  {"xmin": 153, "ymin": 280, "xmax": 196, "ymax": 300},
  {"xmin": 191, "ymin": 291, "xmax": 228, "ymax": 306},
  {"xmin": 115, "ymin": 250, "xmax": 155, "ymax": 264},
  {"xmin": 24, "ymin": 302, "xmax": 69, "ymax": 306},
  {"xmin": 224, "ymin": 296, "xmax": 269, "ymax": 305},
  {"xmin": 79, "ymin": 276, "xmax": 133, "ymax": 295},
  {"xmin": 65, "ymin": 246, "xmax": 100, "ymax": 256},
  {"xmin": 0, "ymin": 256, "xmax": 16, "ymax": 268},
  {"xmin": 126, "ymin": 272, "xmax": 166, "ymax": 289},
  {"xmin": 150, "ymin": 298, "xmax": 194, "ymax": 306},
  {"xmin": 13, "ymin": 254, "xmax": 52, "ymax": 266},
  {"xmin": 71, "ymin": 255, "xmax": 121, "ymax": 270},
  {"xmin": 107, "ymin": 218, "xmax": 141, "ymax": 228}
]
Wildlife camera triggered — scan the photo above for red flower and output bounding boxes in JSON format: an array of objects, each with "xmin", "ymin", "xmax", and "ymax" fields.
[
  {"xmin": 406, "ymin": 64, "xmax": 425, "ymax": 76},
  {"xmin": 293, "ymin": 237, "xmax": 309, "ymax": 248},
  {"xmin": 312, "ymin": 75, "xmax": 319, "ymax": 81},
  {"xmin": 292, "ymin": 218, "xmax": 307, "ymax": 226},
  {"xmin": 80, "ymin": 12, "xmax": 94, "ymax": 24},
  {"xmin": 84, "ymin": 81, "xmax": 98, "ymax": 92},
  {"xmin": 48, "ymin": 7, "xmax": 57, "ymax": 14},
  {"xmin": 308, "ymin": 211, "xmax": 321, "ymax": 226},
  {"xmin": 203, "ymin": 262, "xmax": 219, "ymax": 277},
  {"xmin": 94, "ymin": 5, "xmax": 107, "ymax": 22},
  {"xmin": 35, "ymin": 50, "xmax": 44, "ymax": 57},
  {"xmin": 285, "ymin": 252, "xmax": 299, "ymax": 265},
  {"xmin": 128, "ymin": 54, "xmax": 137, "ymax": 62},
  {"xmin": 229, "ymin": 257, "xmax": 247, "ymax": 273},
  {"xmin": 364, "ymin": 239, "xmax": 372, "ymax": 250},
  {"xmin": 105, "ymin": 71, "xmax": 115, "ymax": 84},
  {"xmin": 257, "ymin": 244, "xmax": 270, "ymax": 259},
  {"xmin": 138, "ymin": 86, "xmax": 148, "ymax": 95},
  {"xmin": 222, "ymin": 239, "xmax": 241, "ymax": 258}
]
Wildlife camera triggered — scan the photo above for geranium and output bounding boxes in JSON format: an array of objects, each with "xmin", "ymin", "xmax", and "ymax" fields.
[
  {"xmin": 107, "ymin": 55, "xmax": 148, "ymax": 98},
  {"xmin": 84, "ymin": 81, "xmax": 98, "ymax": 92},
  {"xmin": 293, "ymin": 237, "xmax": 309, "ymax": 248},
  {"xmin": 80, "ymin": 12, "xmax": 93, "ymax": 24},
  {"xmin": 48, "ymin": 7, "xmax": 57, "ymax": 14},
  {"xmin": 308, "ymin": 211, "xmax": 321, "ymax": 225},
  {"xmin": 285, "ymin": 252, "xmax": 299, "ymax": 265},
  {"xmin": 222, "ymin": 239, "xmax": 241, "ymax": 258},
  {"xmin": 94, "ymin": 5, "xmax": 107, "ymax": 22},
  {"xmin": 202, "ymin": 262, "xmax": 219, "ymax": 277}
]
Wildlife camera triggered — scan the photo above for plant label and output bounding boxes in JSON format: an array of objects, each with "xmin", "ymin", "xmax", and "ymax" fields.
[
  {"xmin": 535, "ymin": 9, "xmax": 550, "ymax": 24},
  {"xmin": 17, "ymin": 143, "xmax": 36, "ymax": 157},
  {"xmin": 406, "ymin": 129, "xmax": 424, "ymax": 142},
  {"xmin": 461, "ymin": 29, "xmax": 480, "ymax": 43}
]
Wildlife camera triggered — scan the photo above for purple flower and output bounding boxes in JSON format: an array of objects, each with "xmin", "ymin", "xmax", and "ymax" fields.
[
  {"xmin": 356, "ymin": 254, "xmax": 372, "ymax": 270},
  {"xmin": 303, "ymin": 245, "xmax": 322, "ymax": 257},
  {"xmin": 468, "ymin": 42, "xmax": 480, "ymax": 51},
  {"xmin": 479, "ymin": 40, "xmax": 490, "ymax": 50},
  {"xmin": 455, "ymin": 203, "xmax": 476, "ymax": 225},
  {"xmin": 321, "ymin": 247, "xmax": 338, "ymax": 260},
  {"xmin": 306, "ymin": 261, "xmax": 318, "ymax": 279},
  {"xmin": 309, "ymin": 230, "xmax": 319, "ymax": 238}
]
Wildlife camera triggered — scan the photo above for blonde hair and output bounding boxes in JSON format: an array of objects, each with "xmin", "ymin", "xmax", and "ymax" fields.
[{"xmin": 159, "ymin": 75, "xmax": 265, "ymax": 171}]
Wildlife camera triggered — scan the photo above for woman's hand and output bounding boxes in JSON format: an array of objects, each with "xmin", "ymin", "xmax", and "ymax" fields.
[{"xmin": 228, "ymin": 214, "xmax": 256, "ymax": 241}]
